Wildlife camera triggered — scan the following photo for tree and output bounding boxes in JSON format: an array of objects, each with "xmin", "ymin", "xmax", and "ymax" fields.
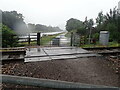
[
  {"xmin": 88, "ymin": 19, "xmax": 94, "ymax": 44},
  {"xmin": 35, "ymin": 24, "xmax": 62, "ymax": 33},
  {"xmin": 2, "ymin": 11, "xmax": 27, "ymax": 33},
  {"xmin": 1, "ymin": 24, "xmax": 18, "ymax": 47},
  {"xmin": 96, "ymin": 11, "xmax": 104, "ymax": 25},
  {"xmin": 76, "ymin": 26, "xmax": 86, "ymax": 35},
  {"xmin": 84, "ymin": 17, "xmax": 94, "ymax": 44},
  {"xmin": 104, "ymin": 7, "xmax": 117, "ymax": 23},
  {"xmin": 83, "ymin": 17, "xmax": 94, "ymax": 30},
  {"xmin": 105, "ymin": 22, "xmax": 119, "ymax": 42},
  {"xmin": 103, "ymin": 7, "xmax": 119, "ymax": 42},
  {"xmin": 66, "ymin": 18, "xmax": 83, "ymax": 32},
  {"xmin": 95, "ymin": 7, "xmax": 120, "ymax": 42},
  {"xmin": 118, "ymin": 15, "xmax": 120, "ymax": 43},
  {"xmin": 88, "ymin": 19, "xmax": 94, "ymax": 28}
]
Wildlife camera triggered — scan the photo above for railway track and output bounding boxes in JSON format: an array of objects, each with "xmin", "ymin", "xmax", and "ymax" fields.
[
  {"xmin": 83, "ymin": 47, "xmax": 120, "ymax": 55},
  {"xmin": 1, "ymin": 47, "xmax": 26, "ymax": 64},
  {"xmin": 1, "ymin": 46, "xmax": 120, "ymax": 74},
  {"xmin": 83, "ymin": 46, "xmax": 120, "ymax": 50}
]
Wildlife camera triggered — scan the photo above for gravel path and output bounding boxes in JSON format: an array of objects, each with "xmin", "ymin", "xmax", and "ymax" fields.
[{"xmin": 2, "ymin": 57, "xmax": 120, "ymax": 88}]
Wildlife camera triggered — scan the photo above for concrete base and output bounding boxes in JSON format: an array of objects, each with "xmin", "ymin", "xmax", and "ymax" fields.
[{"xmin": 25, "ymin": 47, "xmax": 101, "ymax": 62}]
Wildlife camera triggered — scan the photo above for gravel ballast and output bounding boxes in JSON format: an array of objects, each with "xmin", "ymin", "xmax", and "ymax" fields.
[{"xmin": 2, "ymin": 57, "xmax": 120, "ymax": 88}]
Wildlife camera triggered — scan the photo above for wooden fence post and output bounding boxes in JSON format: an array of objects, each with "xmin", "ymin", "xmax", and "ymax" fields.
[
  {"xmin": 28, "ymin": 34, "xmax": 30, "ymax": 45},
  {"xmin": 70, "ymin": 32, "xmax": 73, "ymax": 46},
  {"xmin": 37, "ymin": 32, "xmax": 41, "ymax": 46}
]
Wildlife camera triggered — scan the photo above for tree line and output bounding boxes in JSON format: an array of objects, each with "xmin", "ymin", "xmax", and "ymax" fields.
[
  {"xmin": 66, "ymin": 7, "xmax": 120, "ymax": 43},
  {"xmin": 2, "ymin": 11, "xmax": 62, "ymax": 34},
  {"xmin": 28, "ymin": 23, "xmax": 62, "ymax": 33}
]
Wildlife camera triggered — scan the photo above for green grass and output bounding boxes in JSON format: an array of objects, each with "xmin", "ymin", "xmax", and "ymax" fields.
[
  {"xmin": 18, "ymin": 41, "xmax": 37, "ymax": 46},
  {"xmin": 41, "ymin": 34, "xmax": 59, "ymax": 45},
  {"xmin": 18, "ymin": 33, "xmax": 62, "ymax": 46},
  {"xmin": 108, "ymin": 41, "xmax": 120, "ymax": 47},
  {"xmin": 80, "ymin": 41, "xmax": 120, "ymax": 48}
]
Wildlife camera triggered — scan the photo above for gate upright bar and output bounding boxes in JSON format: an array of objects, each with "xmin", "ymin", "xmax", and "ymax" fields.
[
  {"xmin": 37, "ymin": 32, "xmax": 41, "ymax": 46},
  {"xmin": 28, "ymin": 34, "xmax": 31, "ymax": 45},
  {"xmin": 70, "ymin": 32, "xmax": 73, "ymax": 46}
]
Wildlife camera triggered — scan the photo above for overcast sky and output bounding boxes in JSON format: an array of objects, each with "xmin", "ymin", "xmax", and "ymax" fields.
[{"xmin": 0, "ymin": 0, "xmax": 120, "ymax": 30}]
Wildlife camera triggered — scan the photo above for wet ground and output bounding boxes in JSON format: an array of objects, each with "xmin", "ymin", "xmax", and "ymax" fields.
[
  {"xmin": 25, "ymin": 47, "xmax": 100, "ymax": 62},
  {"xmin": 2, "ymin": 57, "xmax": 120, "ymax": 88}
]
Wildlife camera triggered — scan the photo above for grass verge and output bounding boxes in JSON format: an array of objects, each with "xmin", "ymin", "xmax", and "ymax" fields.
[{"xmin": 80, "ymin": 41, "xmax": 120, "ymax": 48}]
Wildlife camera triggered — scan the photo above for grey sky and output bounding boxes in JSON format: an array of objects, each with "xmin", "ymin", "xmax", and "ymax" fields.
[{"xmin": 0, "ymin": 0, "xmax": 120, "ymax": 30}]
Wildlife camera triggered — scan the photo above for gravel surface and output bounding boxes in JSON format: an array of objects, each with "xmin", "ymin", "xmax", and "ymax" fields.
[
  {"xmin": 88, "ymin": 49, "xmax": 120, "ymax": 74},
  {"xmin": 2, "ymin": 57, "xmax": 120, "ymax": 89}
]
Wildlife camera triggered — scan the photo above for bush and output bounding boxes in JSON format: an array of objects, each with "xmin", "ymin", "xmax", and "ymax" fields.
[
  {"xmin": 1, "ymin": 24, "xmax": 18, "ymax": 47},
  {"xmin": 92, "ymin": 33, "xmax": 99, "ymax": 40}
]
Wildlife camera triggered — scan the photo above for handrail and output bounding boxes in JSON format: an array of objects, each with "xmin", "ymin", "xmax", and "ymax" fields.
[{"xmin": 1, "ymin": 74, "xmax": 119, "ymax": 89}]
